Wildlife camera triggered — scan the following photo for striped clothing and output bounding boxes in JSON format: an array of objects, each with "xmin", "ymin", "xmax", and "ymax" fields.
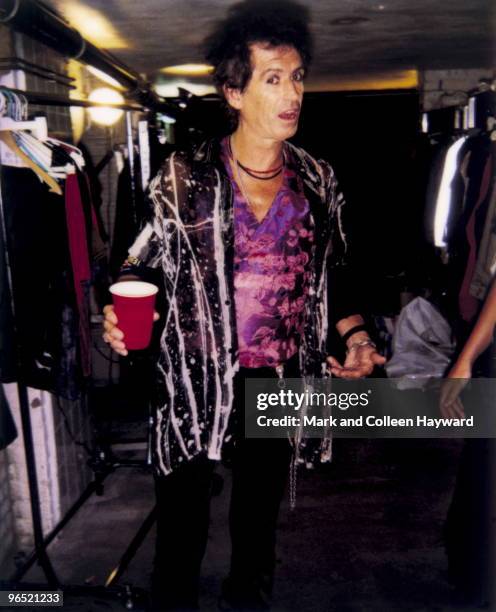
[{"xmin": 123, "ymin": 139, "xmax": 348, "ymax": 476}]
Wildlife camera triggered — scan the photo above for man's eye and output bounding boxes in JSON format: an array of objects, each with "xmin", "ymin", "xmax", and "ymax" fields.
[
  {"xmin": 293, "ymin": 72, "xmax": 305, "ymax": 82},
  {"xmin": 267, "ymin": 75, "xmax": 279, "ymax": 84}
]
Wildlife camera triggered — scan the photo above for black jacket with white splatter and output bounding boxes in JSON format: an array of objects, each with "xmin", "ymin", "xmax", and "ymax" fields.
[{"xmin": 122, "ymin": 138, "xmax": 356, "ymax": 476}]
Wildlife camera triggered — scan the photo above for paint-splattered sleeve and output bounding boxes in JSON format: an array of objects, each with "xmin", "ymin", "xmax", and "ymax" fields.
[
  {"xmin": 120, "ymin": 152, "xmax": 189, "ymax": 278},
  {"xmin": 119, "ymin": 179, "xmax": 166, "ymax": 277}
]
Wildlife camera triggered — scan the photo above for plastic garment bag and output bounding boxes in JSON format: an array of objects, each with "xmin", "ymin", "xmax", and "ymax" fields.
[{"xmin": 385, "ymin": 296, "xmax": 456, "ymax": 389}]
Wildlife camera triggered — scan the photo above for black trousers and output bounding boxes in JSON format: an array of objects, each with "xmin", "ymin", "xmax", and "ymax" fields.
[{"xmin": 152, "ymin": 358, "xmax": 298, "ymax": 609}]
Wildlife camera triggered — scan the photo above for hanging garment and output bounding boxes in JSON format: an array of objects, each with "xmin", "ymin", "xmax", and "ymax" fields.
[
  {"xmin": 0, "ymin": 131, "xmax": 62, "ymax": 195},
  {"xmin": 77, "ymin": 141, "xmax": 108, "ymax": 242},
  {"xmin": 433, "ymin": 135, "xmax": 469, "ymax": 249},
  {"xmin": 0, "ymin": 190, "xmax": 16, "ymax": 383},
  {"xmin": 470, "ymin": 144, "xmax": 496, "ymax": 301},
  {"xmin": 423, "ymin": 140, "xmax": 451, "ymax": 246},
  {"xmin": 64, "ymin": 172, "xmax": 92, "ymax": 377},
  {"xmin": 458, "ymin": 149, "xmax": 494, "ymax": 321},
  {"xmin": 78, "ymin": 170, "xmax": 109, "ymax": 311},
  {"xmin": 0, "ymin": 166, "xmax": 84, "ymax": 399},
  {"xmin": 109, "ymin": 154, "xmax": 146, "ymax": 280}
]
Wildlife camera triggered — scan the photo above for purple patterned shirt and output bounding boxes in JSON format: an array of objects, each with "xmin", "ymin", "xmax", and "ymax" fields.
[{"xmin": 221, "ymin": 138, "xmax": 314, "ymax": 368}]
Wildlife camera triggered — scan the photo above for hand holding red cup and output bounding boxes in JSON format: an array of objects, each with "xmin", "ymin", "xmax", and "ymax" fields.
[{"xmin": 104, "ymin": 281, "xmax": 159, "ymax": 353}]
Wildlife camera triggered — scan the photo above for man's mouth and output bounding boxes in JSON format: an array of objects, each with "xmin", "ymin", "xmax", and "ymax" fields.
[{"xmin": 278, "ymin": 110, "xmax": 299, "ymax": 121}]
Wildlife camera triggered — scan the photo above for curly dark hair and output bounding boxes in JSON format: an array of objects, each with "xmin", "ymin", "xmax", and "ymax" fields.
[{"xmin": 204, "ymin": 0, "xmax": 312, "ymax": 129}]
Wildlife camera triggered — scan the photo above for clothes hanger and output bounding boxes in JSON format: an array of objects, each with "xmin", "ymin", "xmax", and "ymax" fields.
[
  {"xmin": 0, "ymin": 88, "xmax": 48, "ymax": 139},
  {"xmin": 0, "ymin": 87, "xmax": 85, "ymax": 190},
  {"xmin": 0, "ymin": 131, "xmax": 62, "ymax": 194},
  {"xmin": 0, "ymin": 88, "xmax": 61, "ymax": 192}
]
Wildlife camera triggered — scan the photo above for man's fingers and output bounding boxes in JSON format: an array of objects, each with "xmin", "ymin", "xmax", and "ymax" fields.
[
  {"xmin": 452, "ymin": 397, "xmax": 465, "ymax": 418},
  {"xmin": 330, "ymin": 366, "xmax": 365, "ymax": 379},
  {"xmin": 372, "ymin": 353, "xmax": 387, "ymax": 365},
  {"xmin": 327, "ymin": 356, "xmax": 343, "ymax": 370},
  {"xmin": 103, "ymin": 333, "xmax": 128, "ymax": 356},
  {"xmin": 103, "ymin": 305, "xmax": 118, "ymax": 325},
  {"xmin": 112, "ymin": 345, "xmax": 128, "ymax": 356},
  {"xmin": 153, "ymin": 311, "xmax": 160, "ymax": 321},
  {"xmin": 103, "ymin": 319, "xmax": 118, "ymax": 333},
  {"xmin": 103, "ymin": 324, "xmax": 124, "ymax": 340},
  {"xmin": 102, "ymin": 331, "xmax": 124, "ymax": 344}
]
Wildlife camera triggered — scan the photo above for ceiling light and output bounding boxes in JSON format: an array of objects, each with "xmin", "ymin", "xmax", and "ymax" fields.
[
  {"xmin": 55, "ymin": 2, "xmax": 128, "ymax": 49},
  {"xmin": 87, "ymin": 88, "xmax": 124, "ymax": 126},
  {"xmin": 160, "ymin": 64, "xmax": 214, "ymax": 76},
  {"xmin": 305, "ymin": 69, "xmax": 418, "ymax": 92},
  {"xmin": 86, "ymin": 66, "xmax": 124, "ymax": 89}
]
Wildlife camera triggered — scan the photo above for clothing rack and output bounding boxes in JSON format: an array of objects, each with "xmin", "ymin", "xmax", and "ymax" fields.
[
  {"xmin": 0, "ymin": 86, "xmax": 158, "ymax": 608},
  {"xmin": 4, "ymin": 86, "xmax": 145, "ymax": 112},
  {"xmin": 422, "ymin": 88, "xmax": 496, "ymax": 134},
  {"xmin": 0, "ymin": 57, "xmax": 75, "ymax": 88},
  {"xmin": 1, "ymin": 0, "xmax": 180, "ymax": 117},
  {"xmin": 0, "ymin": 0, "xmax": 156, "ymax": 108}
]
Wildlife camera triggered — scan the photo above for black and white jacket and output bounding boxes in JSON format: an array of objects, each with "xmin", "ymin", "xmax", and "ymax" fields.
[{"xmin": 123, "ymin": 138, "xmax": 356, "ymax": 476}]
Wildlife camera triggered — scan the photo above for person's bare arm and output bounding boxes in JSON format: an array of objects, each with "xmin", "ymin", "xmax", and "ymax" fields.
[
  {"xmin": 453, "ymin": 279, "xmax": 496, "ymax": 374},
  {"xmin": 440, "ymin": 278, "xmax": 496, "ymax": 417}
]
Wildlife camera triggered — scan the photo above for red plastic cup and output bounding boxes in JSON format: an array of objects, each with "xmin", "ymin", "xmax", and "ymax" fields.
[{"xmin": 109, "ymin": 281, "xmax": 159, "ymax": 350}]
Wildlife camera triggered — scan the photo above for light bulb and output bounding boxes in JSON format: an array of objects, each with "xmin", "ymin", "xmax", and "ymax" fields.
[{"xmin": 87, "ymin": 88, "xmax": 125, "ymax": 126}]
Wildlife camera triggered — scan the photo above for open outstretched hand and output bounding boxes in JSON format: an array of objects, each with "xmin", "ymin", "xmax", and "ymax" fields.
[{"xmin": 327, "ymin": 344, "xmax": 386, "ymax": 378}]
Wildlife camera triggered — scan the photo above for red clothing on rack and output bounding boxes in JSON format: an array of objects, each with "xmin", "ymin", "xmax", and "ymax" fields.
[{"xmin": 64, "ymin": 172, "xmax": 91, "ymax": 376}]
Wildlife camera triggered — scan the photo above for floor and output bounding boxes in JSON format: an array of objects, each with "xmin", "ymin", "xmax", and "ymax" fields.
[
  {"xmin": 2, "ymin": 371, "xmax": 493, "ymax": 612},
  {"xmin": 10, "ymin": 435, "xmax": 493, "ymax": 612}
]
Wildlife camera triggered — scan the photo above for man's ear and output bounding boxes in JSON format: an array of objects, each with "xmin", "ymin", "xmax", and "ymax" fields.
[{"xmin": 223, "ymin": 85, "xmax": 243, "ymax": 111}]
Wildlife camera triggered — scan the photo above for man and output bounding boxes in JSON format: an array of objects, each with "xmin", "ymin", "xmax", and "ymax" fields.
[{"xmin": 103, "ymin": 2, "xmax": 385, "ymax": 609}]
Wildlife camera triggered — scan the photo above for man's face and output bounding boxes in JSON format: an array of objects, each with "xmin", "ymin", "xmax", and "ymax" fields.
[{"xmin": 227, "ymin": 43, "xmax": 305, "ymax": 142}]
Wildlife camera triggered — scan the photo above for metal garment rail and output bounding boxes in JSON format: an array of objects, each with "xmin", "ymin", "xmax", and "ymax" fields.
[
  {"xmin": 4, "ymin": 86, "xmax": 146, "ymax": 112},
  {"xmin": 0, "ymin": 57, "xmax": 75, "ymax": 88},
  {"xmin": 0, "ymin": 0, "xmax": 180, "ymax": 117},
  {"xmin": 0, "ymin": 0, "xmax": 155, "ymax": 107}
]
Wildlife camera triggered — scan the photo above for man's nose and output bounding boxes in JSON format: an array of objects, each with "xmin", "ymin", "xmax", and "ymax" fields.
[{"xmin": 283, "ymin": 78, "xmax": 302, "ymax": 103}]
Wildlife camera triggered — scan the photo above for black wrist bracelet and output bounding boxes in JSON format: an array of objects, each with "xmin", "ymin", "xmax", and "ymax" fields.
[{"xmin": 341, "ymin": 324, "xmax": 368, "ymax": 345}]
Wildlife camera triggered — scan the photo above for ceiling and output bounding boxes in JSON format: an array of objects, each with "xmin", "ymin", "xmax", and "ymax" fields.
[{"xmin": 46, "ymin": 0, "xmax": 495, "ymax": 91}]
